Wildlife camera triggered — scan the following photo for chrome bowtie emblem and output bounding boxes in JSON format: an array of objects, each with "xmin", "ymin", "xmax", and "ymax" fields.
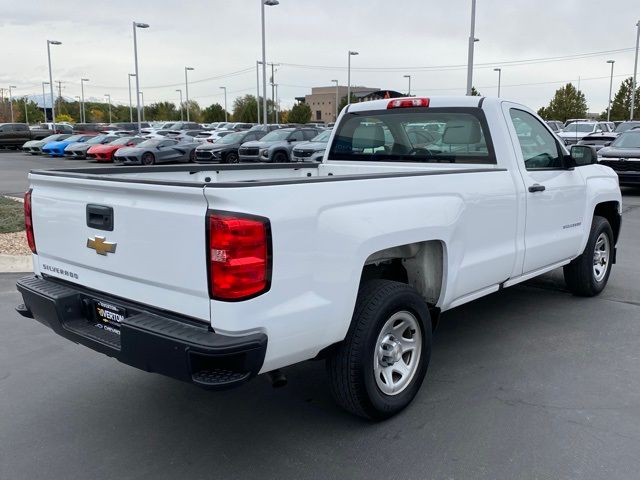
[{"xmin": 87, "ymin": 236, "xmax": 117, "ymax": 255}]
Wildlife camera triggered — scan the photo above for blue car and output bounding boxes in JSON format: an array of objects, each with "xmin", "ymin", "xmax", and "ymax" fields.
[{"xmin": 42, "ymin": 134, "xmax": 96, "ymax": 157}]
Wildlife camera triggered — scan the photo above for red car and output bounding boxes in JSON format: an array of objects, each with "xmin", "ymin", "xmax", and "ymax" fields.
[{"xmin": 87, "ymin": 136, "xmax": 145, "ymax": 162}]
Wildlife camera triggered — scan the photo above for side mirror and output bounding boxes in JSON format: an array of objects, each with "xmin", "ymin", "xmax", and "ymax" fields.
[{"xmin": 570, "ymin": 144, "xmax": 597, "ymax": 166}]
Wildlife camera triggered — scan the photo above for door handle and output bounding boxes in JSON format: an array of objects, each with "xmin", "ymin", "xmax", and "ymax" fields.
[{"xmin": 528, "ymin": 184, "xmax": 546, "ymax": 193}]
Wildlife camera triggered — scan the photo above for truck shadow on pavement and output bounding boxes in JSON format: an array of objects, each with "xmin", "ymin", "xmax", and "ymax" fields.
[{"xmin": 4, "ymin": 272, "xmax": 640, "ymax": 479}]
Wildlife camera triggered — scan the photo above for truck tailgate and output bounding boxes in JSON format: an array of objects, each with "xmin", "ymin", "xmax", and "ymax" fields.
[{"xmin": 29, "ymin": 174, "xmax": 211, "ymax": 322}]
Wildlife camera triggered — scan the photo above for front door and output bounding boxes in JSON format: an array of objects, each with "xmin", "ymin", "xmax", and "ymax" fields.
[{"xmin": 504, "ymin": 105, "xmax": 587, "ymax": 273}]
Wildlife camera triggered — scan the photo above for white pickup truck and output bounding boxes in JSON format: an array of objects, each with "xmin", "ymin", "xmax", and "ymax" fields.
[{"xmin": 16, "ymin": 96, "xmax": 622, "ymax": 419}]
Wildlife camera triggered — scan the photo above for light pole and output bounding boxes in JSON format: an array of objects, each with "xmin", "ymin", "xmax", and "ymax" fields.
[
  {"xmin": 128, "ymin": 73, "xmax": 135, "ymax": 122},
  {"xmin": 256, "ymin": 60, "xmax": 262, "ymax": 124},
  {"xmin": 466, "ymin": 0, "xmax": 478, "ymax": 96},
  {"xmin": 105, "ymin": 93, "xmax": 112, "ymax": 123},
  {"xmin": 494, "ymin": 68, "xmax": 502, "ymax": 97},
  {"xmin": 631, "ymin": 20, "xmax": 640, "ymax": 120},
  {"xmin": 176, "ymin": 89, "xmax": 183, "ymax": 121},
  {"xmin": 606, "ymin": 60, "xmax": 615, "ymax": 122},
  {"xmin": 184, "ymin": 66, "xmax": 194, "ymax": 121},
  {"xmin": 347, "ymin": 51, "xmax": 359, "ymax": 106},
  {"xmin": 46, "ymin": 40, "xmax": 61, "ymax": 131},
  {"xmin": 8, "ymin": 85, "xmax": 16, "ymax": 123},
  {"xmin": 331, "ymin": 79, "xmax": 339, "ymax": 120},
  {"xmin": 132, "ymin": 21, "xmax": 149, "ymax": 132},
  {"xmin": 274, "ymin": 84, "xmax": 279, "ymax": 123},
  {"xmin": 261, "ymin": 0, "xmax": 279, "ymax": 126},
  {"xmin": 220, "ymin": 86, "xmax": 228, "ymax": 122},
  {"xmin": 403, "ymin": 74, "xmax": 412, "ymax": 96},
  {"xmin": 42, "ymin": 82, "xmax": 49, "ymax": 122},
  {"xmin": 80, "ymin": 78, "xmax": 89, "ymax": 123},
  {"xmin": 139, "ymin": 91, "xmax": 145, "ymax": 122}
]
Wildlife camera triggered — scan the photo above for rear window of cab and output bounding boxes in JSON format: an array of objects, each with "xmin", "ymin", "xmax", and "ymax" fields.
[{"xmin": 328, "ymin": 107, "xmax": 496, "ymax": 164}]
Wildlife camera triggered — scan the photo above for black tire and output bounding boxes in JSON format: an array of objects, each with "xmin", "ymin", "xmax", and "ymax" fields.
[
  {"xmin": 563, "ymin": 215, "xmax": 614, "ymax": 297},
  {"xmin": 189, "ymin": 149, "xmax": 196, "ymax": 162},
  {"xmin": 141, "ymin": 152, "xmax": 155, "ymax": 165},
  {"xmin": 326, "ymin": 280, "xmax": 432, "ymax": 420},
  {"xmin": 226, "ymin": 152, "xmax": 239, "ymax": 164},
  {"xmin": 272, "ymin": 151, "xmax": 288, "ymax": 163}
]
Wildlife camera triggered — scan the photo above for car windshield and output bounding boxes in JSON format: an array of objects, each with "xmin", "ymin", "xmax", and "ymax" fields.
[
  {"xmin": 564, "ymin": 123, "xmax": 595, "ymax": 133},
  {"xmin": 86, "ymin": 135, "xmax": 108, "ymax": 144},
  {"xmin": 42, "ymin": 134, "xmax": 65, "ymax": 142},
  {"xmin": 218, "ymin": 132, "xmax": 244, "ymax": 144},
  {"xmin": 109, "ymin": 137, "xmax": 134, "ymax": 145},
  {"xmin": 328, "ymin": 109, "xmax": 493, "ymax": 164},
  {"xmin": 262, "ymin": 129, "xmax": 293, "ymax": 141},
  {"xmin": 62, "ymin": 135, "xmax": 84, "ymax": 142},
  {"xmin": 614, "ymin": 122, "xmax": 640, "ymax": 133},
  {"xmin": 137, "ymin": 139, "xmax": 164, "ymax": 147},
  {"xmin": 311, "ymin": 130, "xmax": 331, "ymax": 142},
  {"xmin": 611, "ymin": 131, "xmax": 640, "ymax": 149}
]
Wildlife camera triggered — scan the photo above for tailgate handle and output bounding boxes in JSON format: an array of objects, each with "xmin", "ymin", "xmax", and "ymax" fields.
[{"xmin": 86, "ymin": 205, "xmax": 114, "ymax": 231}]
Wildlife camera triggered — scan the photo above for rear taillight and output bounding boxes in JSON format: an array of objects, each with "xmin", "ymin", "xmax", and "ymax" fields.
[
  {"xmin": 387, "ymin": 97, "xmax": 430, "ymax": 109},
  {"xmin": 207, "ymin": 211, "xmax": 271, "ymax": 301},
  {"xmin": 24, "ymin": 189, "xmax": 36, "ymax": 254}
]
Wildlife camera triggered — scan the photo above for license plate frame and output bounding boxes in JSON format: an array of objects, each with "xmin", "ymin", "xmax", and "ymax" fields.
[{"xmin": 93, "ymin": 299, "xmax": 127, "ymax": 329}]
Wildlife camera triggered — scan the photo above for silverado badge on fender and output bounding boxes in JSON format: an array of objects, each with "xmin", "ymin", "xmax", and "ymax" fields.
[{"xmin": 87, "ymin": 236, "xmax": 117, "ymax": 255}]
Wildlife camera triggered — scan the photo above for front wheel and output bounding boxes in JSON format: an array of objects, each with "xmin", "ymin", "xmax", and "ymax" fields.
[
  {"xmin": 563, "ymin": 215, "xmax": 614, "ymax": 296},
  {"xmin": 141, "ymin": 152, "xmax": 155, "ymax": 165},
  {"xmin": 226, "ymin": 152, "xmax": 239, "ymax": 164},
  {"xmin": 326, "ymin": 280, "xmax": 432, "ymax": 420},
  {"xmin": 272, "ymin": 151, "xmax": 288, "ymax": 163},
  {"xmin": 189, "ymin": 149, "xmax": 196, "ymax": 162}
]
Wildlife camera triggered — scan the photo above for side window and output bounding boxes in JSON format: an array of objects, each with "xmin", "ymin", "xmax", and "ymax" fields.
[
  {"xmin": 289, "ymin": 131, "xmax": 304, "ymax": 141},
  {"xmin": 509, "ymin": 109, "xmax": 563, "ymax": 170},
  {"xmin": 16, "ymin": 124, "xmax": 29, "ymax": 132},
  {"xmin": 160, "ymin": 140, "xmax": 175, "ymax": 147},
  {"xmin": 302, "ymin": 130, "xmax": 317, "ymax": 140}
]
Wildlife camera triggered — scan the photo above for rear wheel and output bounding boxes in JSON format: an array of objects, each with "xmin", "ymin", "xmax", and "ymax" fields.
[
  {"xmin": 141, "ymin": 152, "xmax": 155, "ymax": 165},
  {"xmin": 226, "ymin": 152, "xmax": 239, "ymax": 164},
  {"xmin": 563, "ymin": 215, "xmax": 614, "ymax": 296},
  {"xmin": 326, "ymin": 280, "xmax": 432, "ymax": 419},
  {"xmin": 272, "ymin": 151, "xmax": 288, "ymax": 163}
]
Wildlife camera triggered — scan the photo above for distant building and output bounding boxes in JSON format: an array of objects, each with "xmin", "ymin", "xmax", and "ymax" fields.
[{"xmin": 298, "ymin": 86, "xmax": 405, "ymax": 124}]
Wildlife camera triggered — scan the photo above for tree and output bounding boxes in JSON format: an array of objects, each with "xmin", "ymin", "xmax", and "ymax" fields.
[
  {"xmin": 145, "ymin": 101, "xmax": 179, "ymax": 121},
  {"xmin": 55, "ymin": 113, "xmax": 74, "ymax": 123},
  {"xmin": 337, "ymin": 94, "xmax": 358, "ymax": 114},
  {"xmin": 202, "ymin": 103, "xmax": 228, "ymax": 123},
  {"xmin": 232, "ymin": 94, "xmax": 259, "ymax": 123},
  {"xmin": 608, "ymin": 77, "xmax": 640, "ymax": 121},
  {"xmin": 538, "ymin": 83, "xmax": 588, "ymax": 121},
  {"xmin": 470, "ymin": 87, "xmax": 481, "ymax": 96},
  {"xmin": 288, "ymin": 103, "xmax": 312, "ymax": 124},
  {"xmin": 182, "ymin": 100, "xmax": 202, "ymax": 122},
  {"xmin": 15, "ymin": 99, "xmax": 44, "ymax": 124}
]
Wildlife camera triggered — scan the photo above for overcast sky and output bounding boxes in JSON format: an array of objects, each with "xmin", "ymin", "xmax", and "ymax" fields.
[{"xmin": 1, "ymin": 0, "xmax": 638, "ymax": 113}]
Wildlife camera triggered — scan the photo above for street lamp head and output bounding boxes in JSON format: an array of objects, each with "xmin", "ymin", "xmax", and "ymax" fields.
[
  {"xmin": 349, "ymin": 51, "xmax": 359, "ymax": 56},
  {"xmin": 10, "ymin": 85, "xmax": 17, "ymax": 89},
  {"xmin": 494, "ymin": 68, "xmax": 501, "ymax": 72},
  {"xmin": 81, "ymin": 78, "xmax": 90, "ymax": 82},
  {"xmin": 220, "ymin": 86, "xmax": 226, "ymax": 90},
  {"xmin": 185, "ymin": 67, "xmax": 194, "ymax": 71},
  {"xmin": 135, "ymin": 22, "xmax": 149, "ymax": 28},
  {"xmin": 474, "ymin": 38, "xmax": 480, "ymax": 42},
  {"xmin": 48, "ymin": 40, "xmax": 62, "ymax": 45},
  {"xmin": 129, "ymin": 73, "xmax": 136, "ymax": 77},
  {"xmin": 403, "ymin": 74, "xmax": 411, "ymax": 78},
  {"xmin": 606, "ymin": 59, "xmax": 615, "ymax": 64},
  {"xmin": 264, "ymin": 0, "xmax": 279, "ymax": 6},
  {"xmin": 331, "ymin": 79, "xmax": 338, "ymax": 82},
  {"xmin": 43, "ymin": 81, "xmax": 50, "ymax": 85},
  {"xmin": 175, "ymin": 89, "xmax": 181, "ymax": 92}
]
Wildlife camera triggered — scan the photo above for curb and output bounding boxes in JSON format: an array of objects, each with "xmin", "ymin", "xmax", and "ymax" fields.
[{"xmin": 0, "ymin": 255, "xmax": 32, "ymax": 273}]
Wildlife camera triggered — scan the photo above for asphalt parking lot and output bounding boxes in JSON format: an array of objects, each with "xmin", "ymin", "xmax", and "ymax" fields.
[{"xmin": 1, "ymin": 149, "xmax": 640, "ymax": 479}]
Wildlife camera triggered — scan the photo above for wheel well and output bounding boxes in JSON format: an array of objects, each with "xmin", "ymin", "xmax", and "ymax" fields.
[
  {"xmin": 594, "ymin": 201, "xmax": 621, "ymax": 243},
  {"xmin": 361, "ymin": 240, "xmax": 444, "ymax": 330}
]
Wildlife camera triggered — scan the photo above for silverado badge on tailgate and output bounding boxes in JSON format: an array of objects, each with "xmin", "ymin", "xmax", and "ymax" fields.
[{"xmin": 87, "ymin": 236, "xmax": 117, "ymax": 255}]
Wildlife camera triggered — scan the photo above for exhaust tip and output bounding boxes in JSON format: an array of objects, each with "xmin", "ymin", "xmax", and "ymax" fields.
[{"xmin": 266, "ymin": 369, "xmax": 287, "ymax": 388}]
